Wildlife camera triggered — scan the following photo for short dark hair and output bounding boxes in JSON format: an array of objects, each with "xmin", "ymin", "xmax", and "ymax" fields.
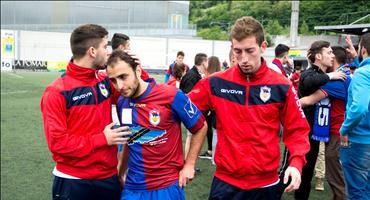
[
  {"xmin": 332, "ymin": 46, "xmax": 347, "ymax": 65},
  {"xmin": 275, "ymin": 44, "xmax": 290, "ymax": 58},
  {"xmin": 111, "ymin": 33, "xmax": 130, "ymax": 50},
  {"xmin": 230, "ymin": 16, "xmax": 265, "ymax": 46},
  {"xmin": 107, "ymin": 49, "xmax": 138, "ymax": 71},
  {"xmin": 307, "ymin": 40, "xmax": 331, "ymax": 63},
  {"xmin": 177, "ymin": 51, "xmax": 185, "ymax": 57},
  {"xmin": 194, "ymin": 53, "xmax": 207, "ymax": 66},
  {"xmin": 173, "ymin": 63, "xmax": 185, "ymax": 80},
  {"xmin": 70, "ymin": 24, "xmax": 108, "ymax": 60},
  {"xmin": 360, "ymin": 32, "xmax": 370, "ymax": 55}
]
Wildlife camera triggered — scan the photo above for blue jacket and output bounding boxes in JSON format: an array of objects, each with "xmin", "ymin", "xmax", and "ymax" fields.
[{"xmin": 340, "ymin": 58, "xmax": 370, "ymax": 144}]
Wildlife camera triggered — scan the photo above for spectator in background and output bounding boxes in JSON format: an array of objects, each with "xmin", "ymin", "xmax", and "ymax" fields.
[
  {"xmin": 41, "ymin": 24, "xmax": 130, "ymax": 200},
  {"xmin": 165, "ymin": 51, "xmax": 189, "ymax": 83},
  {"xmin": 300, "ymin": 46, "xmax": 351, "ymax": 199},
  {"xmin": 111, "ymin": 33, "xmax": 150, "ymax": 81},
  {"xmin": 340, "ymin": 32, "xmax": 370, "ymax": 200},
  {"xmin": 268, "ymin": 44, "xmax": 291, "ymax": 77},
  {"xmin": 180, "ymin": 53, "xmax": 208, "ymax": 160},
  {"xmin": 167, "ymin": 63, "xmax": 186, "ymax": 88},
  {"xmin": 286, "ymin": 40, "xmax": 347, "ymax": 200},
  {"xmin": 290, "ymin": 65, "xmax": 302, "ymax": 91},
  {"xmin": 198, "ymin": 56, "xmax": 221, "ymax": 160}
]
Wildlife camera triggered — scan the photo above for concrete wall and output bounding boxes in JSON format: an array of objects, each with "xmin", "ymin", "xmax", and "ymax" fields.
[{"xmin": 3, "ymin": 29, "xmax": 351, "ymax": 70}]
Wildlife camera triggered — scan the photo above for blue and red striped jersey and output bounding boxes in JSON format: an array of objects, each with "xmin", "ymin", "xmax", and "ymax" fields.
[{"xmin": 116, "ymin": 79, "xmax": 205, "ymax": 191}]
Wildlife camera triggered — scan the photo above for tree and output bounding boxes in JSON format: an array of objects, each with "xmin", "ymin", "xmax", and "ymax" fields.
[
  {"xmin": 197, "ymin": 26, "xmax": 229, "ymax": 40},
  {"xmin": 265, "ymin": 20, "xmax": 287, "ymax": 35},
  {"xmin": 299, "ymin": 21, "xmax": 313, "ymax": 35}
]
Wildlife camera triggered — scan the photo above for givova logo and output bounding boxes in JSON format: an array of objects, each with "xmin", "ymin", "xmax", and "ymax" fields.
[
  {"xmin": 72, "ymin": 92, "xmax": 93, "ymax": 101},
  {"xmin": 220, "ymin": 88, "xmax": 243, "ymax": 95}
]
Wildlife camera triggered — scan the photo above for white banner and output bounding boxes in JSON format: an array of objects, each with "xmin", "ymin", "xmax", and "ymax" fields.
[{"xmin": 1, "ymin": 58, "xmax": 13, "ymax": 71}]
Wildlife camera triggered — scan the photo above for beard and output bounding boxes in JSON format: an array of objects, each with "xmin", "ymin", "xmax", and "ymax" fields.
[{"xmin": 127, "ymin": 76, "xmax": 140, "ymax": 98}]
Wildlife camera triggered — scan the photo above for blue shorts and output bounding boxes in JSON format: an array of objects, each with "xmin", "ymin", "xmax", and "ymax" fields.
[{"xmin": 120, "ymin": 181, "xmax": 185, "ymax": 200}]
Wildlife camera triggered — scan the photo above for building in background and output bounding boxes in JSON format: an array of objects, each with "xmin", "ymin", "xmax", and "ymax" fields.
[{"xmin": 1, "ymin": 1, "xmax": 196, "ymax": 38}]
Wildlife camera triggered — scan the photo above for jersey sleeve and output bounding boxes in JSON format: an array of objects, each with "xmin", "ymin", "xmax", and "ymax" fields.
[
  {"xmin": 320, "ymin": 78, "xmax": 349, "ymax": 101},
  {"xmin": 280, "ymin": 85, "xmax": 311, "ymax": 173},
  {"xmin": 187, "ymin": 78, "xmax": 212, "ymax": 112},
  {"xmin": 171, "ymin": 90, "xmax": 205, "ymax": 134},
  {"xmin": 40, "ymin": 87, "xmax": 107, "ymax": 158}
]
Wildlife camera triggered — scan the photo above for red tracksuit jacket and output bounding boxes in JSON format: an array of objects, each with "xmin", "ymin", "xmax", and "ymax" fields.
[
  {"xmin": 40, "ymin": 62, "xmax": 120, "ymax": 179},
  {"xmin": 188, "ymin": 59, "xmax": 310, "ymax": 189}
]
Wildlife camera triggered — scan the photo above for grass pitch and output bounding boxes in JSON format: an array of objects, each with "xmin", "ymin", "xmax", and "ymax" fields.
[{"xmin": 1, "ymin": 72, "xmax": 331, "ymax": 200}]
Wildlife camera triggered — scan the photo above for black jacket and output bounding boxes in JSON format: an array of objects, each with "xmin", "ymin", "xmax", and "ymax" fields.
[
  {"xmin": 180, "ymin": 66, "xmax": 202, "ymax": 94},
  {"xmin": 298, "ymin": 64, "xmax": 330, "ymax": 127}
]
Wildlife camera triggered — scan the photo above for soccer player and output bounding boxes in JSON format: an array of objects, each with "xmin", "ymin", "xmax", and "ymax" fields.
[
  {"xmin": 106, "ymin": 50, "xmax": 208, "ymax": 200},
  {"xmin": 41, "ymin": 24, "xmax": 130, "ymax": 200},
  {"xmin": 188, "ymin": 16, "xmax": 311, "ymax": 199},
  {"xmin": 164, "ymin": 51, "xmax": 189, "ymax": 83}
]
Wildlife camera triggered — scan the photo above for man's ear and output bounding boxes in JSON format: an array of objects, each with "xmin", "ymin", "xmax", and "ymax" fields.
[
  {"xmin": 315, "ymin": 53, "xmax": 322, "ymax": 61},
  {"xmin": 260, "ymin": 41, "xmax": 268, "ymax": 53},
  {"xmin": 88, "ymin": 47, "xmax": 96, "ymax": 58},
  {"xmin": 136, "ymin": 66, "xmax": 142, "ymax": 78},
  {"xmin": 361, "ymin": 46, "xmax": 368, "ymax": 58}
]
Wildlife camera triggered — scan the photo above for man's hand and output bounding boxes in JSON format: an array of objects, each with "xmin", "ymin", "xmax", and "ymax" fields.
[
  {"xmin": 179, "ymin": 163, "xmax": 195, "ymax": 188},
  {"xmin": 327, "ymin": 72, "xmax": 347, "ymax": 81},
  {"xmin": 340, "ymin": 135, "xmax": 349, "ymax": 147},
  {"xmin": 284, "ymin": 166, "xmax": 301, "ymax": 192},
  {"xmin": 104, "ymin": 122, "xmax": 131, "ymax": 145},
  {"xmin": 345, "ymin": 35, "xmax": 358, "ymax": 59}
]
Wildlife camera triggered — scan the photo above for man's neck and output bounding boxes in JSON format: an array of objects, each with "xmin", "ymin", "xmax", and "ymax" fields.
[
  {"xmin": 314, "ymin": 62, "xmax": 327, "ymax": 72},
  {"xmin": 132, "ymin": 79, "xmax": 149, "ymax": 99},
  {"xmin": 195, "ymin": 65, "xmax": 205, "ymax": 75},
  {"xmin": 74, "ymin": 57, "xmax": 94, "ymax": 70},
  {"xmin": 275, "ymin": 57, "xmax": 283, "ymax": 64}
]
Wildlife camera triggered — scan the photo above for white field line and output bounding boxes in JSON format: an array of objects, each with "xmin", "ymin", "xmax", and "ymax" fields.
[
  {"xmin": 1, "ymin": 90, "xmax": 29, "ymax": 95},
  {"xmin": 7, "ymin": 73, "xmax": 24, "ymax": 79}
]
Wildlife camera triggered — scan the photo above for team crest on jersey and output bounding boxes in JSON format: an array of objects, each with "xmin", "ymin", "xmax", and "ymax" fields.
[
  {"xmin": 149, "ymin": 110, "xmax": 160, "ymax": 126},
  {"xmin": 99, "ymin": 83, "xmax": 109, "ymax": 98},
  {"xmin": 260, "ymin": 86, "xmax": 271, "ymax": 103}
]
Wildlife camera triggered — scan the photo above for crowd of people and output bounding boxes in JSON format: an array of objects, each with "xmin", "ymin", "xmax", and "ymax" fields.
[{"xmin": 41, "ymin": 16, "xmax": 369, "ymax": 200}]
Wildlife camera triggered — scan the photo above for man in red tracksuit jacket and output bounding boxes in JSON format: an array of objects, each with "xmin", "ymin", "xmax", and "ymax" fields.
[
  {"xmin": 41, "ymin": 24, "xmax": 131, "ymax": 200},
  {"xmin": 188, "ymin": 16, "xmax": 310, "ymax": 199}
]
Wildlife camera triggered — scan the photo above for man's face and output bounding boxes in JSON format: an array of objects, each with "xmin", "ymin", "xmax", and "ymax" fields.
[
  {"xmin": 107, "ymin": 60, "xmax": 140, "ymax": 98},
  {"xmin": 232, "ymin": 36, "xmax": 266, "ymax": 75},
  {"xmin": 282, "ymin": 52, "xmax": 289, "ymax": 65},
  {"xmin": 93, "ymin": 37, "xmax": 109, "ymax": 70},
  {"xmin": 319, "ymin": 47, "xmax": 334, "ymax": 69},
  {"xmin": 123, "ymin": 40, "xmax": 131, "ymax": 50},
  {"xmin": 176, "ymin": 55, "xmax": 184, "ymax": 64}
]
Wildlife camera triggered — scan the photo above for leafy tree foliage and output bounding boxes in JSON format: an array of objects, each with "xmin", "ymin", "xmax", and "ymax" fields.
[{"xmin": 190, "ymin": 0, "xmax": 370, "ymax": 40}]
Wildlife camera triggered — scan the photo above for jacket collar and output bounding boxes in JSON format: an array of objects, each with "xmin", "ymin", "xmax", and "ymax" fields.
[
  {"xmin": 66, "ymin": 60, "xmax": 97, "ymax": 81},
  {"xmin": 235, "ymin": 58, "xmax": 268, "ymax": 81},
  {"xmin": 310, "ymin": 63, "xmax": 326, "ymax": 74},
  {"xmin": 359, "ymin": 57, "xmax": 370, "ymax": 67}
]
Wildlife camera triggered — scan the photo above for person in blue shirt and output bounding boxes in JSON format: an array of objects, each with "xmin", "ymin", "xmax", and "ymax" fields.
[
  {"xmin": 340, "ymin": 32, "xmax": 370, "ymax": 200},
  {"xmin": 164, "ymin": 51, "xmax": 189, "ymax": 83}
]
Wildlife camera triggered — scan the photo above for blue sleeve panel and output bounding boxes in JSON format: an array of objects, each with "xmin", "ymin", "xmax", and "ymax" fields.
[
  {"xmin": 171, "ymin": 90, "xmax": 202, "ymax": 130},
  {"xmin": 320, "ymin": 75, "xmax": 351, "ymax": 101}
]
